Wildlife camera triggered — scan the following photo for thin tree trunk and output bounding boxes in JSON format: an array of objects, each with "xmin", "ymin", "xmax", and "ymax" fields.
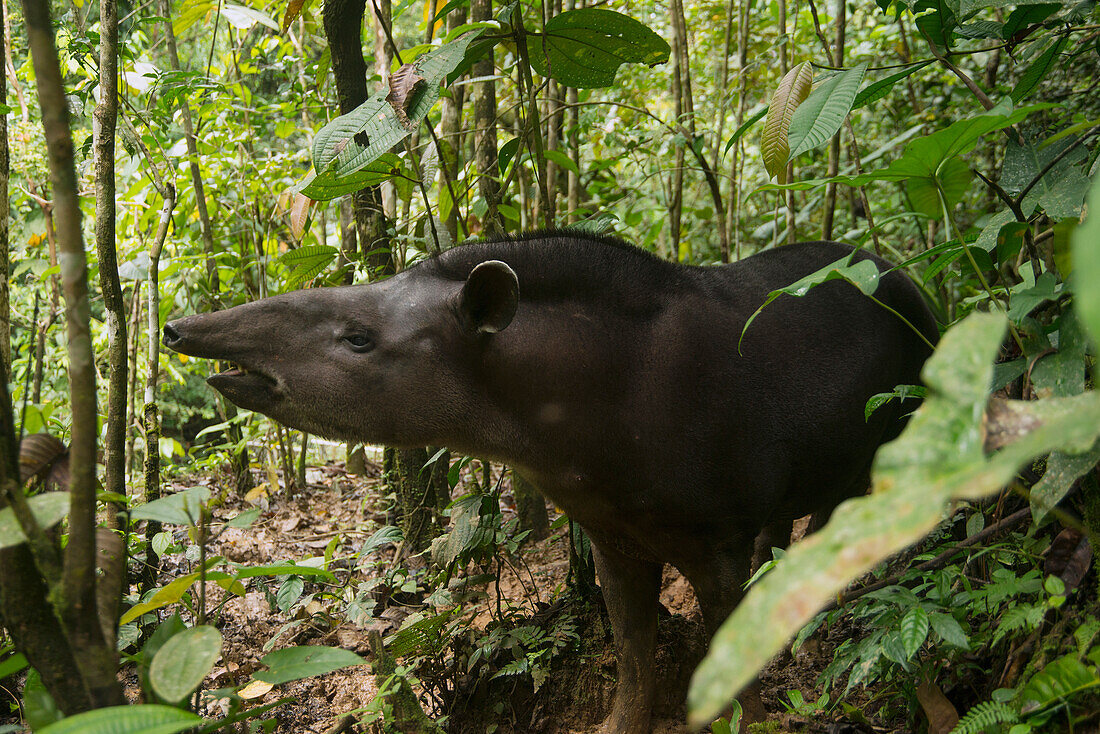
[
  {"xmin": 669, "ymin": 24, "xmax": 685, "ymax": 260},
  {"xmin": 440, "ymin": 4, "xmax": 466, "ymax": 240},
  {"xmin": 0, "ymin": 0, "xmax": 7, "ymax": 371},
  {"xmin": 22, "ymin": 0, "xmax": 123, "ymax": 708},
  {"xmin": 821, "ymin": 0, "xmax": 845, "ymax": 241},
  {"xmin": 727, "ymin": 0, "xmax": 751, "ymax": 260},
  {"xmin": 125, "ymin": 283, "xmax": 141, "ymax": 477},
  {"xmin": 778, "ymin": 0, "xmax": 795, "ymax": 244},
  {"xmin": 143, "ymin": 186, "xmax": 176, "ymax": 590},
  {"xmin": 471, "ymin": 0, "xmax": 503, "ymax": 235},
  {"xmin": 94, "ymin": 0, "xmax": 127, "ymax": 512}
]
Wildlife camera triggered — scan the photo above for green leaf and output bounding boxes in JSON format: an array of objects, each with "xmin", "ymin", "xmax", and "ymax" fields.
[
  {"xmin": 130, "ymin": 487, "xmax": 211, "ymax": 526},
  {"xmin": 762, "ymin": 62, "xmax": 813, "ymax": 182},
  {"xmin": 687, "ymin": 312, "xmax": 1100, "ymax": 727},
  {"xmin": 725, "ymin": 105, "xmax": 768, "ymax": 154},
  {"xmin": 280, "ymin": 245, "xmax": 339, "ymax": 286},
  {"xmin": 899, "ymin": 606, "xmax": 930, "ymax": 658},
  {"xmin": 232, "ymin": 562, "xmax": 335, "ymax": 581},
  {"xmin": 929, "ymin": 612, "xmax": 970, "ymax": 648},
  {"xmin": 789, "ymin": 63, "xmax": 868, "ymax": 159},
  {"xmin": 304, "ymin": 32, "xmax": 484, "ymax": 201},
  {"xmin": 905, "ymin": 155, "xmax": 972, "ymax": 217},
  {"xmin": 1019, "ymin": 654, "xmax": 1100, "ymax": 713},
  {"xmin": 255, "ymin": 646, "xmax": 366, "ymax": 684},
  {"xmin": 0, "ymin": 493, "xmax": 70, "ymax": 549},
  {"xmin": 543, "ymin": 149, "xmax": 579, "ymax": 176},
  {"xmin": 150, "ymin": 626, "xmax": 223, "ymax": 704},
  {"xmin": 852, "ymin": 60, "xmax": 934, "ymax": 110},
  {"xmin": 37, "ymin": 705, "xmax": 203, "ymax": 734},
  {"xmin": 527, "ymin": 9, "xmax": 671, "ymax": 89},
  {"xmin": 740, "ymin": 253, "xmax": 880, "ymax": 351},
  {"xmin": 1075, "ymin": 178, "xmax": 1100, "ymax": 346},
  {"xmin": 0, "ymin": 653, "xmax": 27, "ymax": 679},
  {"xmin": 120, "ymin": 573, "xmax": 202, "ymax": 625},
  {"xmin": 1001, "ymin": 137, "xmax": 1089, "ymax": 220},
  {"xmin": 1011, "ymin": 35, "xmax": 1069, "ymax": 102},
  {"xmin": 758, "ymin": 101, "xmax": 1048, "ymax": 195}
]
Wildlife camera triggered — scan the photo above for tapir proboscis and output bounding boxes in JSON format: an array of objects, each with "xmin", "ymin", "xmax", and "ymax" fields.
[{"xmin": 164, "ymin": 232, "xmax": 938, "ymax": 732}]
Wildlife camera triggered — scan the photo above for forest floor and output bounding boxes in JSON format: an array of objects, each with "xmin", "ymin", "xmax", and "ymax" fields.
[{"xmin": 2, "ymin": 456, "xmax": 891, "ymax": 733}]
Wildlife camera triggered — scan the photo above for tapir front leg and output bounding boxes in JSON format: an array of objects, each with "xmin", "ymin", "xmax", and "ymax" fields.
[{"xmin": 591, "ymin": 542, "xmax": 662, "ymax": 734}]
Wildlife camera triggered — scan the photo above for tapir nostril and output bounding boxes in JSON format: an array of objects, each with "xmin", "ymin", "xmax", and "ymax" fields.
[{"xmin": 163, "ymin": 322, "xmax": 181, "ymax": 347}]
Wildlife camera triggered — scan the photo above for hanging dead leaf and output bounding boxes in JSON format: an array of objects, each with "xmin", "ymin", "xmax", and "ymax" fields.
[
  {"xmin": 387, "ymin": 64, "xmax": 427, "ymax": 130},
  {"xmin": 916, "ymin": 674, "xmax": 959, "ymax": 734},
  {"xmin": 19, "ymin": 433, "xmax": 69, "ymax": 488},
  {"xmin": 290, "ymin": 193, "xmax": 314, "ymax": 241},
  {"xmin": 1045, "ymin": 528, "xmax": 1092, "ymax": 593},
  {"xmin": 281, "ymin": 0, "xmax": 307, "ymax": 31}
]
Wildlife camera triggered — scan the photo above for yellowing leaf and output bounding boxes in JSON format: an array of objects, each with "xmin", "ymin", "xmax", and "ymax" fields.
[
  {"xmin": 762, "ymin": 62, "xmax": 813, "ymax": 184},
  {"xmin": 239, "ymin": 679, "xmax": 274, "ymax": 699}
]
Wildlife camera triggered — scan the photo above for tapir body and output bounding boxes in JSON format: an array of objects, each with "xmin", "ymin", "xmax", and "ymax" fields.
[{"xmin": 165, "ymin": 233, "xmax": 937, "ymax": 732}]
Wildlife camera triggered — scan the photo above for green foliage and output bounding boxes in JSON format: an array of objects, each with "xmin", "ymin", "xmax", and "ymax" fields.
[
  {"xmin": 0, "ymin": 493, "xmax": 70, "ymax": 549},
  {"xmin": 149, "ymin": 626, "xmax": 223, "ymax": 704},
  {"xmin": 527, "ymin": 8, "xmax": 671, "ymax": 89},
  {"xmin": 254, "ymin": 646, "xmax": 367, "ymax": 685},
  {"xmin": 788, "ymin": 63, "xmax": 868, "ymax": 159},
  {"xmin": 35, "ymin": 704, "xmax": 203, "ymax": 734}
]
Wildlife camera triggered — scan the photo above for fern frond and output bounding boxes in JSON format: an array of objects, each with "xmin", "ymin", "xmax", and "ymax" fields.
[{"xmin": 951, "ymin": 700, "xmax": 1018, "ymax": 734}]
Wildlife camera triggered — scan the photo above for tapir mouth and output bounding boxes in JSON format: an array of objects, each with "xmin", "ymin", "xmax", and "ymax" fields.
[{"xmin": 206, "ymin": 362, "xmax": 281, "ymax": 410}]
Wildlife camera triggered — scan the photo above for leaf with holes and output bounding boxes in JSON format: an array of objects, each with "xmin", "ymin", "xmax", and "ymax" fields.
[
  {"xmin": 527, "ymin": 9, "xmax": 670, "ymax": 89},
  {"xmin": 762, "ymin": 62, "xmax": 813, "ymax": 182},
  {"xmin": 789, "ymin": 63, "xmax": 867, "ymax": 159}
]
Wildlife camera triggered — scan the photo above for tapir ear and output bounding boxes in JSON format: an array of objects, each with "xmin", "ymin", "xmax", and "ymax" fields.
[{"xmin": 460, "ymin": 260, "xmax": 519, "ymax": 334}]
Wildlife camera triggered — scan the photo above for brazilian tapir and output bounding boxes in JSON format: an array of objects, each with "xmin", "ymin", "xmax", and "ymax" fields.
[{"xmin": 164, "ymin": 232, "xmax": 937, "ymax": 732}]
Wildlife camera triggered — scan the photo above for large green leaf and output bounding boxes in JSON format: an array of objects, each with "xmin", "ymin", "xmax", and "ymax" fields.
[
  {"xmin": 254, "ymin": 646, "xmax": 366, "ymax": 684},
  {"xmin": 759, "ymin": 101, "xmax": 1046, "ymax": 196},
  {"xmin": 303, "ymin": 32, "xmax": 484, "ymax": 201},
  {"xmin": 129, "ymin": 486, "xmax": 211, "ymax": 526},
  {"xmin": 1011, "ymin": 35, "xmax": 1069, "ymax": 102},
  {"xmin": 788, "ymin": 63, "xmax": 868, "ymax": 159},
  {"xmin": 1075, "ymin": 178, "xmax": 1100, "ymax": 347},
  {"xmin": 37, "ymin": 705, "xmax": 202, "ymax": 734},
  {"xmin": 527, "ymin": 9, "xmax": 670, "ymax": 89},
  {"xmin": 739, "ymin": 253, "xmax": 881, "ymax": 350},
  {"xmin": 150, "ymin": 626, "xmax": 223, "ymax": 704},
  {"xmin": 0, "ymin": 493, "xmax": 69, "ymax": 549},
  {"xmin": 687, "ymin": 312, "xmax": 1100, "ymax": 727},
  {"xmin": 1001, "ymin": 137, "xmax": 1089, "ymax": 220},
  {"xmin": 762, "ymin": 62, "xmax": 813, "ymax": 183}
]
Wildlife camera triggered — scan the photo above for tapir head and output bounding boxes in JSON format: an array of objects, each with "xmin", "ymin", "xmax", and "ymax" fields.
[{"xmin": 162, "ymin": 260, "xmax": 520, "ymax": 447}]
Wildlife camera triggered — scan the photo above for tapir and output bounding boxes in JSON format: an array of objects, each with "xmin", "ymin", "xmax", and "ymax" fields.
[{"xmin": 164, "ymin": 232, "xmax": 937, "ymax": 732}]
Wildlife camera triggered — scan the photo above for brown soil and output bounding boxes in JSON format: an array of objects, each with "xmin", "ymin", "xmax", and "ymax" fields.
[{"xmin": 0, "ymin": 459, "xmax": 874, "ymax": 733}]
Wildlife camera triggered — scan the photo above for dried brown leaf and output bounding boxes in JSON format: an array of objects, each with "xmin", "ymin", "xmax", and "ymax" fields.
[
  {"xmin": 387, "ymin": 64, "xmax": 426, "ymax": 130},
  {"xmin": 290, "ymin": 193, "xmax": 314, "ymax": 241},
  {"xmin": 916, "ymin": 675, "xmax": 959, "ymax": 734},
  {"xmin": 19, "ymin": 433, "xmax": 68, "ymax": 486},
  {"xmin": 1045, "ymin": 528, "xmax": 1092, "ymax": 593},
  {"xmin": 281, "ymin": 0, "xmax": 306, "ymax": 31}
]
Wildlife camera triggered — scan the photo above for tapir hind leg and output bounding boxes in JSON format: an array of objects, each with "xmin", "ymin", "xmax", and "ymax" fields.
[{"xmin": 591, "ymin": 542, "xmax": 662, "ymax": 734}]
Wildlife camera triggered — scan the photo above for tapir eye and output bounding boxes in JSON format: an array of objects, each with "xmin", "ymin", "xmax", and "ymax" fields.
[{"xmin": 343, "ymin": 334, "xmax": 375, "ymax": 353}]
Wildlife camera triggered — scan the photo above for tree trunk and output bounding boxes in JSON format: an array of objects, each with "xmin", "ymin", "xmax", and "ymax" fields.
[
  {"xmin": 440, "ymin": 4, "xmax": 467, "ymax": 239},
  {"xmin": 94, "ymin": 0, "xmax": 127, "ymax": 513},
  {"xmin": 821, "ymin": 0, "xmax": 845, "ymax": 241},
  {"xmin": 513, "ymin": 470, "xmax": 549, "ymax": 543},
  {"xmin": 0, "ymin": 0, "xmax": 7, "ymax": 372},
  {"xmin": 390, "ymin": 447, "xmax": 447, "ymax": 560},
  {"xmin": 471, "ymin": 0, "xmax": 503, "ymax": 236},
  {"xmin": 22, "ymin": 0, "xmax": 123, "ymax": 708}
]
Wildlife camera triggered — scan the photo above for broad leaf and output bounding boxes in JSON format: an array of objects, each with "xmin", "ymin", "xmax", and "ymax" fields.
[
  {"xmin": 789, "ymin": 63, "xmax": 868, "ymax": 159},
  {"xmin": 527, "ymin": 9, "xmax": 670, "ymax": 89},
  {"xmin": 1074, "ymin": 178, "xmax": 1100, "ymax": 346},
  {"xmin": 762, "ymin": 62, "xmax": 813, "ymax": 182},
  {"xmin": 130, "ymin": 486, "xmax": 211, "ymax": 526},
  {"xmin": 0, "ymin": 493, "xmax": 69, "ymax": 549},
  {"xmin": 150, "ymin": 626, "xmax": 223, "ymax": 703},
  {"xmin": 688, "ymin": 312, "xmax": 1100, "ymax": 726},
  {"xmin": 739, "ymin": 253, "xmax": 881, "ymax": 350},
  {"xmin": 37, "ymin": 705, "xmax": 202, "ymax": 734},
  {"xmin": 1011, "ymin": 35, "xmax": 1069, "ymax": 102},
  {"xmin": 303, "ymin": 32, "xmax": 484, "ymax": 201},
  {"xmin": 853, "ymin": 60, "xmax": 934, "ymax": 110},
  {"xmin": 254, "ymin": 646, "xmax": 366, "ymax": 684}
]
